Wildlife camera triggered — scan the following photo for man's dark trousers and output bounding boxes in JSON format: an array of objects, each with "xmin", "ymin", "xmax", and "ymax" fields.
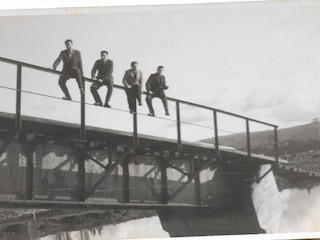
[
  {"xmin": 59, "ymin": 69, "xmax": 83, "ymax": 97},
  {"xmin": 125, "ymin": 85, "xmax": 141, "ymax": 112},
  {"xmin": 90, "ymin": 78, "xmax": 113, "ymax": 104},
  {"xmin": 146, "ymin": 90, "xmax": 168, "ymax": 115}
]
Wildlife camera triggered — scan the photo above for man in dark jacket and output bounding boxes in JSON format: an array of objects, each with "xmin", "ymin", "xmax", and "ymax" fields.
[
  {"xmin": 145, "ymin": 66, "xmax": 169, "ymax": 116},
  {"xmin": 90, "ymin": 51, "xmax": 113, "ymax": 108},
  {"xmin": 53, "ymin": 39, "xmax": 84, "ymax": 100},
  {"xmin": 123, "ymin": 61, "xmax": 143, "ymax": 113}
]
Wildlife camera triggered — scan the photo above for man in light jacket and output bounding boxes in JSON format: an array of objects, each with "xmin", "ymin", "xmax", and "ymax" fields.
[{"xmin": 123, "ymin": 61, "xmax": 143, "ymax": 113}]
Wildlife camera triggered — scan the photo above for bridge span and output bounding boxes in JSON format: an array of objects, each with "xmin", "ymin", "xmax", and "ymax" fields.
[{"xmin": 0, "ymin": 56, "xmax": 319, "ymax": 236}]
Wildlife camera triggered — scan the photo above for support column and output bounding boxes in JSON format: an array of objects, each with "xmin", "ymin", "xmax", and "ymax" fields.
[
  {"xmin": 122, "ymin": 157, "xmax": 130, "ymax": 203},
  {"xmin": 192, "ymin": 157, "xmax": 201, "ymax": 206},
  {"xmin": 76, "ymin": 149, "xmax": 86, "ymax": 201},
  {"xmin": 20, "ymin": 134, "xmax": 36, "ymax": 200},
  {"xmin": 160, "ymin": 158, "xmax": 168, "ymax": 204}
]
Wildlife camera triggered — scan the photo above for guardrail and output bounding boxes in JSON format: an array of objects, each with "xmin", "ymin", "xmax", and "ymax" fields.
[{"xmin": 0, "ymin": 56, "xmax": 279, "ymax": 166}]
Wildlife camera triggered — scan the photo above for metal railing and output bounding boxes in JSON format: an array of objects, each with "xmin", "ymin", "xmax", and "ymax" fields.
[{"xmin": 0, "ymin": 56, "xmax": 279, "ymax": 166}]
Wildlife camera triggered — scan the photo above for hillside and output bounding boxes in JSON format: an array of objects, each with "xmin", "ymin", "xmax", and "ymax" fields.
[
  {"xmin": 202, "ymin": 121, "xmax": 320, "ymax": 173},
  {"xmin": 201, "ymin": 121, "xmax": 320, "ymax": 156}
]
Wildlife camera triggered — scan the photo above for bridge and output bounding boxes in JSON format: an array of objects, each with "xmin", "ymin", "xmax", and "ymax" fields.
[{"xmin": 0, "ymin": 56, "xmax": 319, "ymax": 237}]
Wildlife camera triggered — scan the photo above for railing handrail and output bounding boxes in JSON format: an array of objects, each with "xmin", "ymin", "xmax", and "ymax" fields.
[{"xmin": 0, "ymin": 56, "xmax": 277, "ymax": 128}]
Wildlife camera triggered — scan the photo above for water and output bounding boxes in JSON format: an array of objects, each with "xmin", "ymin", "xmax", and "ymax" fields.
[{"xmin": 39, "ymin": 216, "xmax": 169, "ymax": 240}]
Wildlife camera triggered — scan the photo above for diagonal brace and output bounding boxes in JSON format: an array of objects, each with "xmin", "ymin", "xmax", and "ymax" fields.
[
  {"xmin": 84, "ymin": 147, "xmax": 136, "ymax": 199},
  {"xmin": 88, "ymin": 156, "xmax": 109, "ymax": 170},
  {"xmin": 168, "ymin": 159, "xmax": 213, "ymax": 201},
  {"xmin": 168, "ymin": 163, "xmax": 190, "ymax": 177},
  {"xmin": 53, "ymin": 158, "xmax": 72, "ymax": 170},
  {"xmin": 0, "ymin": 133, "xmax": 16, "ymax": 159}
]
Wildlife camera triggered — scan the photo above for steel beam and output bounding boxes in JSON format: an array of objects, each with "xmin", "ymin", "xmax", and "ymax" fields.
[
  {"xmin": 176, "ymin": 101, "xmax": 182, "ymax": 153},
  {"xmin": 0, "ymin": 199, "xmax": 210, "ymax": 210},
  {"xmin": 213, "ymin": 110, "xmax": 220, "ymax": 161},
  {"xmin": 168, "ymin": 163, "xmax": 189, "ymax": 177},
  {"xmin": 160, "ymin": 158, "xmax": 168, "ymax": 204},
  {"xmin": 168, "ymin": 159, "xmax": 213, "ymax": 201},
  {"xmin": 142, "ymin": 166, "xmax": 157, "ymax": 179},
  {"xmin": 88, "ymin": 156, "xmax": 108, "ymax": 169},
  {"xmin": 77, "ymin": 151, "xmax": 86, "ymax": 201},
  {"xmin": 85, "ymin": 147, "xmax": 136, "ymax": 199},
  {"xmin": 192, "ymin": 158, "xmax": 201, "ymax": 206},
  {"xmin": 19, "ymin": 134, "xmax": 37, "ymax": 200},
  {"xmin": 0, "ymin": 133, "xmax": 15, "ymax": 159},
  {"xmin": 246, "ymin": 119, "xmax": 252, "ymax": 163},
  {"xmin": 122, "ymin": 157, "xmax": 130, "ymax": 203},
  {"xmin": 53, "ymin": 158, "xmax": 72, "ymax": 170}
]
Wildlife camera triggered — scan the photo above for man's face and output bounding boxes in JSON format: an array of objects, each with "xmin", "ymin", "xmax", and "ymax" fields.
[
  {"xmin": 157, "ymin": 67, "xmax": 164, "ymax": 75},
  {"xmin": 132, "ymin": 63, "xmax": 138, "ymax": 71},
  {"xmin": 65, "ymin": 41, "xmax": 73, "ymax": 50},
  {"xmin": 101, "ymin": 53, "xmax": 108, "ymax": 61}
]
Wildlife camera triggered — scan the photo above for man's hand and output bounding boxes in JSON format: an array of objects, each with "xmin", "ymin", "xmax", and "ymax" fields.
[
  {"xmin": 97, "ymin": 79, "xmax": 103, "ymax": 83},
  {"xmin": 52, "ymin": 67, "xmax": 56, "ymax": 70},
  {"xmin": 164, "ymin": 86, "xmax": 169, "ymax": 90}
]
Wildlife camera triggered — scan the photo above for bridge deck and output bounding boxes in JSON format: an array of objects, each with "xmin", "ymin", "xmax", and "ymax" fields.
[{"xmin": 0, "ymin": 111, "xmax": 285, "ymax": 165}]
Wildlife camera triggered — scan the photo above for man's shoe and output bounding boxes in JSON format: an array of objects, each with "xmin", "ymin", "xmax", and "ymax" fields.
[
  {"xmin": 148, "ymin": 113, "xmax": 155, "ymax": 117},
  {"xmin": 104, "ymin": 103, "xmax": 111, "ymax": 108},
  {"xmin": 63, "ymin": 96, "xmax": 72, "ymax": 101},
  {"xmin": 94, "ymin": 102, "xmax": 102, "ymax": 106},
  {"xmin": 165, "ymin": 111, "xmax": 170, "ymax": 116}
]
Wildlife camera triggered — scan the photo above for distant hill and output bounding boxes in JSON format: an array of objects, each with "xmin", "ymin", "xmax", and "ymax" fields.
[{"xmin": 201, "ymin": 122, "xmax": 320, "ymax": 156}]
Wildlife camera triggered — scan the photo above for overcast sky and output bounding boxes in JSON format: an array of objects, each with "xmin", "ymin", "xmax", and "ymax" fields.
[{"xmin": 1, "ymin": 0, "xmax": 320, "ymax": 142}]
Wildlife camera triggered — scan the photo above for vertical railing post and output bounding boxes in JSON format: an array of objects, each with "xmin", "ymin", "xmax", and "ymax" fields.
[
  {"xmin": 176, "ymin": 101, "xmax": 182, "ymax": 153},
  {"xmin": 274, "ymin": 126, "xmax": 279, "ymax": 168},
  {"xmin": 15, "ymin": 63, "xmax": 22, "ymax": 133},
  {"xmin": 192, "ymin": 157, "xmax": 201, "ymax": 206},
  {"xmin": 213, "ymin": 110, "xmax": 220, "ymax": 161},
  {"xmin": 246, "ymin": 119, "xmax": 252, "ymax": 163},
  {"xmin": 80, "ymin": 85, "xmax": 86, "ymax": 139},
  {"xmin": 133, "ymin": 101, "xmax": 138, "ymax": 148},
  {"xmin": 79, "ymin": 81, "xmax": 86, "ymax": 201}
]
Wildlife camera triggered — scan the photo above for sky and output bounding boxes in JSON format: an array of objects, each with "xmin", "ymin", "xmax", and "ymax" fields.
[{"xmin": 1, "ymin": 0, "xmax": 320, "ymax": 144}]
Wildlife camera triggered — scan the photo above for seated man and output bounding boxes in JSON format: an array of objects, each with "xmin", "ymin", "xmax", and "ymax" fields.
[
  {"xmin": 52, "ymin": 39, "xmax": 84, "ymax": 100},
  {"xmin": 145, "ymin": 66, "xmax": 169, "ymax": 116},
  {"xmin": 123, "ymin": 61, "xmax": 143, "ymax": 114},
  {"xmin": 90, "ymin": 50, "xmax": 113, "ymax": 108}
]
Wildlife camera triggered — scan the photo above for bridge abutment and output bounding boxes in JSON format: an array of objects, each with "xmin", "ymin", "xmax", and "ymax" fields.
[{"xmin": 159, "ymin": 163, "xmax": 265, "ymax": 236}]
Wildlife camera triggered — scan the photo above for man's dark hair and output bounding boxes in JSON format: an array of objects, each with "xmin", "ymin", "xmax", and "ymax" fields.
[
  {"xmin": 64, "ymin": 39, "xmax": 73, "ymax": 45},
  {"xmin": 157, "ymin": 66, "xmax": 164, "ymax": 70},
  {"xmin": 101, "ymin": 50, "xmax": 108, "ymax": 55},
  {"xmin": 131, "ymin": 61, "xmax": 138, "ymax": 68}
]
